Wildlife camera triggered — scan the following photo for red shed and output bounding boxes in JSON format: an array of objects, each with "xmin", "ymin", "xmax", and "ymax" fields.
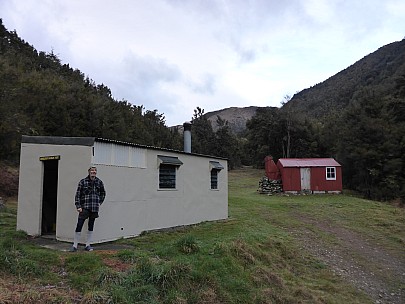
[{"xmin": 277, "ymin": 158, "xmax": 342, "ymax": 194}]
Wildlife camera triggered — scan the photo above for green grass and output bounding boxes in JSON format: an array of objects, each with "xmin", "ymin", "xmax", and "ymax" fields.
[{"xmin": 1, "ymin": 167, "xmax": 404, "ymax": 303}]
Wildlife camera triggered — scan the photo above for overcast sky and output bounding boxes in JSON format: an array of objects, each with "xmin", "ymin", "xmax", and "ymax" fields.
[{"xmin": 1, "ymin": 0, "xmax": 404, "ymax": 126}]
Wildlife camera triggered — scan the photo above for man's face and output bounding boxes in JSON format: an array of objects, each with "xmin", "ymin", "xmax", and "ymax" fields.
[{"xmin": 89, "ymin": 167, "xmax": 97, "ymax": 179}]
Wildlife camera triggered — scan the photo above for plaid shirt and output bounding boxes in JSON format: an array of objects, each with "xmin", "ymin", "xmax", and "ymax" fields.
[{"xmin": 75, "ymin": 176, "xmax": 106, "ymax": 213}]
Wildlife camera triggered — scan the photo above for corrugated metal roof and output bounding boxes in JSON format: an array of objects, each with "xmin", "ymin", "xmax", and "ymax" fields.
[
  {"xmin": 20, "ymin": 136, "xmax": 227, "ymax": 160},
  {"xmin": 278, "ymin": 158, "xmax": 341, "ymax": 167},
  {"xmin": 22, "ymin": 135, "xmax": 95, "ymax": 146}
]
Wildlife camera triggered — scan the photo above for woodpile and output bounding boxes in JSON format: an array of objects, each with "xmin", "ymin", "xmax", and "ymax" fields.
[{"xmin": 258, "ymin": 177, "xmax": 282, "ymax": 194}]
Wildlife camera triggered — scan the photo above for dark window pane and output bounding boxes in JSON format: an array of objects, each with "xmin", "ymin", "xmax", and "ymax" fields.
[
  {"xmin": 211, "ymin": 169, "xmax": 219, "ymax": 189},
  {"xmin": 159, "ymin": 164, "xmax": 176, "ymax": 189}
]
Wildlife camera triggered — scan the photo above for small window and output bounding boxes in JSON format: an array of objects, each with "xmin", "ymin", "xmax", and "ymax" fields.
[
  {"xmin": 210, "ymin": 161, "xmax": 224, "ymax": 190},
  {"xmin": 158, "ymin": 155, "xmax": 183, "ymax": 189},
  {"xmin": 211, "ymin": 169, "xmax": 220, "ymax": 189},
  {"xmin": 326, "ymin": 167, "xmax": 336, "ymax": 180},
  {"xmin": 159, "ymin": 164, "xmax": 177, "ymax": 189}
]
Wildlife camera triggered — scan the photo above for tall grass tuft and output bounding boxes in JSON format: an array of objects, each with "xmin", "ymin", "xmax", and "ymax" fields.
[
  {"xmin": 65, "ymin": 253, "xmax": 104, "ymax": 291},
  {"xmin": 110, "ymin": 284, "xmax": 159, "ymax": 304},
  {"xmin": 96, "ymin": 267, "xmax": 123, "ymax": 286},
  {"xmin": 136, "ymin": 256, "xmax": 192, "ymax": 290},
  {"xmin": 116, "ymin": 249, "xmax": 139, "ymax": 263},
  {"xmin": 105, "ymin": 257, "xmax": 192, "ymax": 302},
  {"xmin": 230, "ymin": 238, "xmax": 256, "ymax": 265},
  {"xmin": 0, "ymin": 236, "xmax": 44, "ymax": 276},
  {"xmin": 176, "ymin": 235, "xmax": 200, "ymax": 254},
  {"xmin": 81, "ymin": 290, "xmax": 112, "ymax": 304}
]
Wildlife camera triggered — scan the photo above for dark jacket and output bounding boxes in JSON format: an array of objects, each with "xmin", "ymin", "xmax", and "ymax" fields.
[{"xmin": 74, "ymin": 176, "xmax": 106, "ymax": 212}]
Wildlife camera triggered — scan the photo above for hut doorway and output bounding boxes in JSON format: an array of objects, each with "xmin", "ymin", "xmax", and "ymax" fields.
[{"xmin": 41, "ymin": 159, "xmax": 59, "ymax": 235}]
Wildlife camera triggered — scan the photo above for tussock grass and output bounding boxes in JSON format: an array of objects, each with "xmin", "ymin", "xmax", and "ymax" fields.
[
  {"xmin": 96, "ymin": 267, "xmax": 123, "ymax": 286},
  {"xmin": 65, "ymin": 253, "xmax": 105, "ymax": 291},
  {"xmin": 116, "ymin": 249, "xmax": 138, "ymax": 263},
  {"xmin": 81, "ymin": 290, "xmax": 112, "ymax": 304},
  {"xmin": 0, "ymin": 234, "xmax": 60, "ymax": 279},
  {"xmin": 176, "ymin": 235, "xmax": 200, "ymax": 254},
  {"xmin": 1, "ymin": 168, "xmax": 404, "ymax": 303}
]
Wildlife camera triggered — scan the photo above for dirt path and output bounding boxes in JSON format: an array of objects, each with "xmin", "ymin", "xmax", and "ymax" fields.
[{"xmin": 290, "ymin": 215, "xmax": 405, "ymax": 304}]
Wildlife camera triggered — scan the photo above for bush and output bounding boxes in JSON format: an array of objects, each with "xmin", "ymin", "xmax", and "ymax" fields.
[{"xmin": 0, "ymin": 163, "xmax": 19, "ymax": 197}]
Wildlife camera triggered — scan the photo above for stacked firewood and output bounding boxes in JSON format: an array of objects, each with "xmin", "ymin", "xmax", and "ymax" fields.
[{"xmin": 258, "ymin": 177, "xmax": 282, "ymax": 194}]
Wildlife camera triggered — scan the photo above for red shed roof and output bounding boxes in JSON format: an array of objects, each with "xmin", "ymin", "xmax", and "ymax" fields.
[{"xmin": 278, "ymin": 158, "xmax": 341, "ymax": 167}]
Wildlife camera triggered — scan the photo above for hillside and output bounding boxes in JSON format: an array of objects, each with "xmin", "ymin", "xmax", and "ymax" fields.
[
  {"xmin": 283, "ymin": 39, "xmax": 405, "ymax": 120},
  {"xmin": 171, "ymin": 106, "xmax": 266, "ymax": 135},
  {"xmin": 205, "ymin": 106, "xmax": 265, "ymax": 134},
  {"xmin": 0, "ymin": 19, "xmax": 183, "ymax": 163}
]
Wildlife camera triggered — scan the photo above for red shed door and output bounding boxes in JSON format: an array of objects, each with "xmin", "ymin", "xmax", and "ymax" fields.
[{"xmin": 300, "ymin": 168, "xmax": 311, "ymax": 191}]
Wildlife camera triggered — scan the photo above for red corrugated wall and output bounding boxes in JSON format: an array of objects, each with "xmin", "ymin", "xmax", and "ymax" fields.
[
  {"xmin": 277, "ymin": 164, "xmax": 301, "ymax": 191},
  {"xmin": 277, "ymin": 163, "xmax": 342, "ymax": 192},
  {"xmin": 310, "ymin": 167, "xmax": 342, "ymax": 191}
]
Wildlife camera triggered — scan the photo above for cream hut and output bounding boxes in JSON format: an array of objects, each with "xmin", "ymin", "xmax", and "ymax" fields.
[{"xmin": 17, "ymin": 135, "xmax": 228, "ymax": 244}]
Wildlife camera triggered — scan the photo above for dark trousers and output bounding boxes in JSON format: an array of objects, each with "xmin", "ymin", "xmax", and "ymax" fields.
[
  {"xmin": 75, "ymin": 217, "xmax": 96, "ymax": 232},
  {"xmin": 75, "ymin": 209, "xmax": 98, "ymax": 232}
]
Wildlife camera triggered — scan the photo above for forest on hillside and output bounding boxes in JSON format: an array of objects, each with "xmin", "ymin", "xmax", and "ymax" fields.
[
  {"xmin": 0, "ymin": 20, "xmax": 184, "ymax": 162},
  {"xmin": 1, "ymin": 19, "xmax": 404, "ymax": 204}
]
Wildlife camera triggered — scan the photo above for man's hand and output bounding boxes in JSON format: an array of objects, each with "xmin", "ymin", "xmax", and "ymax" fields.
[{"xmin": 77, "ymin": 208, "xmax": 82, "ymax": 213}]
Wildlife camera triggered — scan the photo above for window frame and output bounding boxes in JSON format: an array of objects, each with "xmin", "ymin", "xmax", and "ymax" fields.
[
  {"xmin": 211, "ymin": 169, "xmax": 220, "ymax": 190},
  {"xmin": 157, "ymin": 155, "xmax": 183, "ymax": 190},
  {"xmin": 326, "ymin": 167, "xmax": 336, "ymax": 180},
  {"xmin": 209, "ymin": 161, "xmax": 224, "ymax": 190},
  {"xmin": 159, "ymin": 164, "xmax": 177, "ymax": 189}
]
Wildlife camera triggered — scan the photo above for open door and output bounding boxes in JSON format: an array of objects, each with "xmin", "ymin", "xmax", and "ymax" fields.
[{"xmin": 41, "ymin": 159, "xmax": 59, "ymax": 235}]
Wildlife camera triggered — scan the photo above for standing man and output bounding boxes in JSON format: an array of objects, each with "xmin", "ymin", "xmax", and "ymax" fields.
[{"xmin": 71, "ymin": 166, "xmax": 106, "ymax": 252}]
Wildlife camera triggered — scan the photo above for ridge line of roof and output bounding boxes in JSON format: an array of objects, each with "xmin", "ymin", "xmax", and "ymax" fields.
[
  {"xmin": 20, "ymin": 135, "xmax": 227, "ymax": 160},
  {"xmin": 94, "ymin": 137, "xmax": 227, "ymax": 159},
  {"xmin": 278, "ymin": 158, "xmax": 341, "ymax": 167}
]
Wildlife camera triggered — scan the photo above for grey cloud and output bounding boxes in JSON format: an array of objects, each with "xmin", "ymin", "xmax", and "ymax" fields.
[
  {"xmin": 123, "ymin": 53, "xmax": 182, "ymax": 88},
  {"xmin": 233, "ymin": 42, "xmax": 257, "ymax": 64},
  {"xmin": 187, "ymin": 74, "xmax": 217, "ymax": 95}
]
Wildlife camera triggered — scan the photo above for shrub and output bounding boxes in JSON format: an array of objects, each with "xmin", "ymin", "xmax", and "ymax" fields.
[{"xmin": 0, "ymin": 163, "xmax": 19, "ymax": 197}]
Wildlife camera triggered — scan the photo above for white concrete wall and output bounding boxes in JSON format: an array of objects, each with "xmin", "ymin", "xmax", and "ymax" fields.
[
  {"xmin": 18, "ymin": 140, "xmax": 228, "ymax": 244},
  {"xmin": 17, "ymin": 143, "xmax": 92, "ymax": 237},
  {"xmin": 89, "ymin": 149, "xmax": 228, "ymax": 243}
]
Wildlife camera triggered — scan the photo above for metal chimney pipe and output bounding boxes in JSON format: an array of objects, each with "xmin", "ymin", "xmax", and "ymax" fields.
[{"xmin": 183, "ymin": 121, "xmax": 192, "ymax": 153}]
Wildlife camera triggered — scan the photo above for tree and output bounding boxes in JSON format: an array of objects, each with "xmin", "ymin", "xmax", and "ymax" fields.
[
  {"xmin": 245, "ymin": 107, "xmax": 283, "ymax": 167},
  {"xmin": 336, "ymin": 89, "xmax": 404, "ymax": 201},
  {"xmin": 212, "ymin": 116, "xmax": 242, "ymax": 169},
  {"xmin": 191, "ymin": 107, "xmax": 215, "ymax": 155}
]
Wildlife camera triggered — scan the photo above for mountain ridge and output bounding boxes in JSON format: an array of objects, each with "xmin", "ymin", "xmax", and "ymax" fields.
[
  {"xmin": 283, "ymin": 39, "xmax": 405, "ymax": 120},
  {"xmin": 186, "ymin": 38, "xmax": 405, "ymax": 134}
]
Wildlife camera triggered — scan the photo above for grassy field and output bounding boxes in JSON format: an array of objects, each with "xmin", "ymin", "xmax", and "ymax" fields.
[{"xmin": 0, "ymin": 167, "xmax": 404, "ymax": 303}]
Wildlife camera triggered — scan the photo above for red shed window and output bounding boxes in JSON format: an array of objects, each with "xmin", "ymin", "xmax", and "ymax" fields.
[{"xmin": 326, "ymin": 167, "xmax": 336, "ymax": 180}]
